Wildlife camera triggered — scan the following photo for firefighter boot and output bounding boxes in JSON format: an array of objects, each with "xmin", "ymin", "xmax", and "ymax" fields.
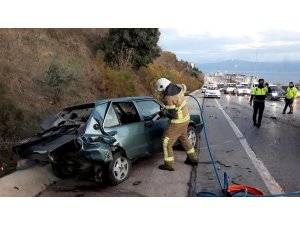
[
  {"xmin": 158, "ymin": 161, "xmax": 175, "ymax": 171},
  {"xmin": 184, "ymin": 157, "xmax": 198, "ymax": 166},
  {"xmin": 184, "ymin": 152, "xmax": 198, "ymax": 166}
]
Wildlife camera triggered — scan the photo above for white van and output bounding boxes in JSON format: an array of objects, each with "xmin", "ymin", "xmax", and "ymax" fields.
[{"xmin": 224, "ymin": 83, "xmax": 236, "ymax": 94}]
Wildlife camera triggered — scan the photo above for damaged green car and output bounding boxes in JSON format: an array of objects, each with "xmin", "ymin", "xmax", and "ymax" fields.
[{"xmin": 13, "ymin": 96, "xmax": 203, "ymax": 185}]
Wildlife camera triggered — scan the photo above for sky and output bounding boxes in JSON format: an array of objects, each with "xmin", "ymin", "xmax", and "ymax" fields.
[
  {"xmin": 2, "ymin": 0, "xmax": 300, "ymax": 68},
  {"xmin": 158, "ymin": 0, "xmax": 300, "ymax": 65}
]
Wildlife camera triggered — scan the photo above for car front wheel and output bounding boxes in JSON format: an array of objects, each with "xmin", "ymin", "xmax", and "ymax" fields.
[
  {"xmin": 52, "ymin": 162, "xmax": 76, "ymax": 179},
  {"xmin": 108, "ymin": 152, "xmax": 132, "ymax": 185},
  {"xmin": 187, "ymin": 126, "xmax": 199, "ymax": 150}
]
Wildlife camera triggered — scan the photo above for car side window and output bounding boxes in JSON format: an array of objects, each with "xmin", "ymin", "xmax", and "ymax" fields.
[
  {"xmin": 136, "ymin": 100, "xmax": 161, "ymax": 118},
  {"xmin": 104, "ymin": 104, "xmax": 120, "ymax": 128},
  {"xmin": 113, "ymin": 102, "xmax": 141, "ymax": 124},
  {"xmin": 95, "ymin": 103, "xmax": 108, "ymax": 119}
]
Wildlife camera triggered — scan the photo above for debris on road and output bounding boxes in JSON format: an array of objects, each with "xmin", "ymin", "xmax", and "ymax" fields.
[
  {"xmin": 133, "ymin": 181, "xmax": 142, "ymax": 186},
  {"xmin": 216, "ymin": 160, "xmax": 232, "ymax": 168}
]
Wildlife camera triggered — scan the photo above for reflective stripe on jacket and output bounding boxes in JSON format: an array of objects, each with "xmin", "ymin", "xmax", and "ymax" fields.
[{"xmin": 285, "ymin": 86, "xmax": 298, "ymax": 99}]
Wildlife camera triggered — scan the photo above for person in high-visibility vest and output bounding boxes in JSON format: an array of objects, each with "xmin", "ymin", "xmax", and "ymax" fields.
[
  {"xmin": 282, "ymin": 82, "xmax": 298, "ymax": 114},
  {"xmin": 155, "ymin": 78, "xmax": 198, "ymax": 171},
  {"xmin": 249, "ymin": 78, "xmax": 272, "ymax": 128}
]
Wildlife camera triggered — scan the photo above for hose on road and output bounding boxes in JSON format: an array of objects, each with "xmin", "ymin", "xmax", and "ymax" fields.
[{"xmin": 187, "ymin": 94, "xmax": 300, "ymax": 197}]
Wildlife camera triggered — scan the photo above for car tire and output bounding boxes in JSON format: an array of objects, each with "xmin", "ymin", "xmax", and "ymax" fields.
[
  {"xmin": 52, "ymin": 162, "xmax": 76, "ymax": 179},
  {"xmin": 187, "ymin": 126, "xmax": 200, "ymax": 151},
  {"xmin": 108, "ymin": 151, "xmax": 132, "ymax": 185}
]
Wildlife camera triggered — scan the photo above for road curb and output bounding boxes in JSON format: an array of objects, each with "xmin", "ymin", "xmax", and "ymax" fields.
[{"xmin": 0, "ymin": 164, "xmax": 60, "ymax": 197}]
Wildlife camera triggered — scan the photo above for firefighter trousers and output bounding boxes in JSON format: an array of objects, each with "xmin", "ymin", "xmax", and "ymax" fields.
[{"xmin": 162, "ymin": 121, "xmax": 198, "ymax": 168}]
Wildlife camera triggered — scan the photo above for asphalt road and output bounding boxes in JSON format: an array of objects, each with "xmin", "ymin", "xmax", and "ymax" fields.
[
  {"xmin": 190, "ymin": 92, "xmax": 300, "ymax": 195},
  {"xmin": 38, "ymin": 151, "xmax": 194, "ymax": 197},
  {"xmin": 16, "ymin": 90, "xmax": 299, "ymax": 197}
]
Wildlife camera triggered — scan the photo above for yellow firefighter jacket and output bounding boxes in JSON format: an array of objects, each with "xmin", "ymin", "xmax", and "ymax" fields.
[{"xmin": 163, "ymin": 83, "xmax": 190, "ymax": 124}]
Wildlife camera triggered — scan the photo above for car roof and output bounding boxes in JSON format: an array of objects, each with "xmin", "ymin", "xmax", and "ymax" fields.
[{"xmin": 63, "ymin": 96, "xmax": 155, "ymax": 111}]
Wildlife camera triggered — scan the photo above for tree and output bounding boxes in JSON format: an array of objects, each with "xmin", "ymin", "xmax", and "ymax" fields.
[{"xmin": 97, "ymin": 29, "xmax": 161, "ymax": 69}]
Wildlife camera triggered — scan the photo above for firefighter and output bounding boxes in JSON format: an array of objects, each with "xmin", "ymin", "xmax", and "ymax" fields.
[
  {"xmin": 249, "ymin": 78, "xmax": 272, "ymax": 128},
  {"xmin": 155, "ymin": 78, "xmax": 198, "ymax": 171},
  {"xmin": 282, "ymin": 82, "xmax": 298, "ymax": 114}
]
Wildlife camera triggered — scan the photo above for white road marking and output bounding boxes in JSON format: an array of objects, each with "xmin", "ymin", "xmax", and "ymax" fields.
[{"xmin": 215, "ymin": 99, "xmax": 284, "ymax": 194}]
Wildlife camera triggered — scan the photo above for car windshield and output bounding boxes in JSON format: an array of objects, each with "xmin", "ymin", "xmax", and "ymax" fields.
[
  {"xmin": 237, "ymin": 86, "xmax": 246, "ymax": 89},
  {"xmin": 270, "ymin": 86, "xmax": 282, "ymax": 92},
  {"xmin": 207, "ymin": 86, "xmax": 218, "ymax": 90},
  {"xmin": 228, "ymin": 84, "xmax": 236, "ymax": 87},
  {"xmin": 281, "ymin": 86, "xmax": 288, "ymax": 91}
]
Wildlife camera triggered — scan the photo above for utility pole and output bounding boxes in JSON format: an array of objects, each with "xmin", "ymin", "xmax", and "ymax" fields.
[{"xmin": 248, "ymin": 44, "xmax": 266, "ymax": 78}]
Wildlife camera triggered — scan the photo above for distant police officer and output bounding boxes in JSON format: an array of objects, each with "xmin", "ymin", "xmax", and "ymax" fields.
[
  {"xmin": 249, "ymin": 78, "xmax": 272, "ymax": 128},
  {"xmin": 282, "ymin": 82, "xmax": 298, "ymax": 114}
]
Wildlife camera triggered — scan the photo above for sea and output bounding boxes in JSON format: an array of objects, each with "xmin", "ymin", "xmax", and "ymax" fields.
[{"xmin": 203, "ymin": 70, "xmax": 300, "ymax": 84}]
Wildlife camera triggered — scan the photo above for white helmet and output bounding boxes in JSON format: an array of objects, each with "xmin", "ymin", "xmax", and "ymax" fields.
[{"xmin": 156, "ymin": 78, "xmax": 171, "ymax": 92}]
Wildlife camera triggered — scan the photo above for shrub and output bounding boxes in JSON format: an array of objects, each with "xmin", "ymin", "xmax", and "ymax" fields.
[
  {"xmin": 95, "ymin": 28, "xmax": 161, "ymax": 69},
  {"xmin": 40, "ymin": 62, "xmax": 77, "ymax": 104}
]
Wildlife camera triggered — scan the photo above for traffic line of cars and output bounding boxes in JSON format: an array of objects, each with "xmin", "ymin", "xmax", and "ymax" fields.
[
  {"xmin": 202, "ymin": 82, "xmax": 300, "ymax": 101},
  {"xmin": 202, "ymin": 83, "xmax": 251, "ymax": 98}
]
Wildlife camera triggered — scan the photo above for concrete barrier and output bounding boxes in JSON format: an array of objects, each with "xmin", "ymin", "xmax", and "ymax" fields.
[{"xmin": 0, "ymin": 164, "xmax": 60, "ymax": 197}]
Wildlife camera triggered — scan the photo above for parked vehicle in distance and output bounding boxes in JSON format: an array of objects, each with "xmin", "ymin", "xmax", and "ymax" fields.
[
  {"xmin": 13, "ymin": 96, "xmax": 203, "ymax": 185},
  {"xmin": 240, "ymin": 82, "xmax": 249, "ymax": 88},
  {"xmin": 250, "ymin": 82, "xmax": 259, "ymax": 89},
  {"xmin": 224, "ymin": 83, "xmax": 236, "ymax": 94},
  {"xmin": 267, "ymin": 85, "xmax": 285, "ymax": 101},
  {"xmin": 281, "ymin": 85, "xmax": 288, "ymax": 91},
  {"xmin": 233, "ymin": 85, "xmax": 251, "ymax": 96},
  {"xmin": 297, "ymin": 86, "xmax": 300, "ymax": 98},
  {"xmin": 204, "ymin": 85, "xmax": 221, "ymax": 98},
  {"xmin": 218, "ymin": 83, "xmax": 225, "ymax": 92},
  {"xmin": 202, "ymin": 84, "xmax": 208, "ymax": 93}
]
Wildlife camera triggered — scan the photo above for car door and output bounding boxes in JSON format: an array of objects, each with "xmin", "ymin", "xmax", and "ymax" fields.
[
  {"xmin": 135, "ymin": 100, "xmax": 169, "ymax": 153},
  {"xmin": 103, "ymin": 101, "xmax": 149, "ymax": 159}
]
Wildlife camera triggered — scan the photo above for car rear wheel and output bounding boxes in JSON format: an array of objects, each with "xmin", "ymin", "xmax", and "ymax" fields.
[
  {"xmin": 52, "ymin": 162, "xmax": 76, "ymax": 179},
  {"xmin": 187, "ymin": 126, "xmax": 199, "ymax": 150},
  {"xmin": 108, "ymin": 152, "xmax": 132, "ymax": 185}
]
